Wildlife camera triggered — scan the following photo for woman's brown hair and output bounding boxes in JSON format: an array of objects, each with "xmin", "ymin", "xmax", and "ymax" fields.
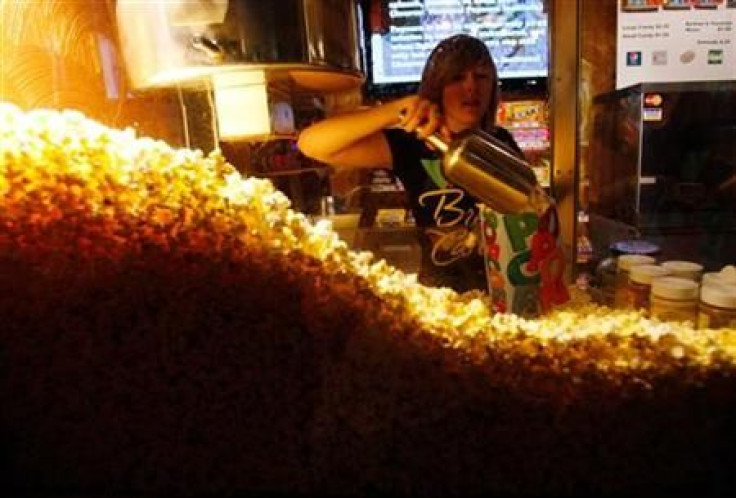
[{"xmin": 417, "ymin": 34, "xmax": 500, "ymax": 129}]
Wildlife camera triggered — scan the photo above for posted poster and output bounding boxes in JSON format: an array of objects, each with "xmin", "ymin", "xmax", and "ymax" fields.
[{"xmin": 617, "ymin": 0, "xmax": 736, "ymax": 89}]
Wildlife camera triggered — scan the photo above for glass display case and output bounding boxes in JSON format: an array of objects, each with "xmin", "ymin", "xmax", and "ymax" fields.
[{"xmin": 588, "ymin": 80, "xmax": 736, "ymax": 270}]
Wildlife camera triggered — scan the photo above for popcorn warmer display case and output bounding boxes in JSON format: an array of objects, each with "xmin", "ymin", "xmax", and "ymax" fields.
[
  {"xmin": 1, "ymin": 1, "xmax": 736, "ymax": 497},
  {"xmin": 1, "ymin": 103, "xmax": 735, "ymax": 498}
]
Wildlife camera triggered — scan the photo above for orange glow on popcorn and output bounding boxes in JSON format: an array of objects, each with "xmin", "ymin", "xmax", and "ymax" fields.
[{"xmin": 1, "ymin": 102, "xmax": 735, "ymax": 375}]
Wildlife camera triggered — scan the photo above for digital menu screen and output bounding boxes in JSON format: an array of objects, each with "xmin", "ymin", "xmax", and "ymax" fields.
[{"xmin": 369, "ymin": 0, "xmax": 549, "ymax": 85}]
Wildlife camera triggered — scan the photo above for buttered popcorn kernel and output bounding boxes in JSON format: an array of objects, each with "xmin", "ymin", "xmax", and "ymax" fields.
[{"xmin": 1, "ymin": 102, "xmax": 735, "ymax": 377}]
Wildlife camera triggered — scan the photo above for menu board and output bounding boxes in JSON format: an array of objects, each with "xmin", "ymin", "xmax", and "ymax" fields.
[
  {"xmin": 370, "ymin": 0, "xmax": 549, "ymax": 85},
  {"xmin": 617, "ymin": 0, "xmax": 736, "ymax": 89}
]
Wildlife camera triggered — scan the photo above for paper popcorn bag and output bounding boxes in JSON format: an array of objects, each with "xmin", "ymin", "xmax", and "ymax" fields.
[{"xmin": 480, "ymin": 205, "xmax": 569, "ymax": 317}]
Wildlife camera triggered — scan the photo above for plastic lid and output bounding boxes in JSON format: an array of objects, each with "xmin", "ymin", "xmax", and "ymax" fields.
[
  {"xmin": 661, "ymin": 260, "xmax": 703, "ymax": 279},
  {"xmin": 700, "ymin": 284, "xmax": 736, "ymax": 309},
  {"xmin": 629, "ymin": 264, "xmax": 670, "ymax": 285},
  {"xmin": 651, "ymin": 277, "xmax": 699, "ymax": 301},
  {"xmin": 702, "ymin": 272, "xmax": 724, "ymax": 287},
  {"xmin": 610, "ymin": 239, "xmax": 660, "ymax": 257},
  {"xmin": 617, "ymin": 254, "xmax": 657, "ymax": 272},
  {"xmin": 718, "ymin": 265, "xmax": 736, "ymax": 284},
  {"xmin": 703, "ymin": 268, "xmax": 736, "ymax": 287}
]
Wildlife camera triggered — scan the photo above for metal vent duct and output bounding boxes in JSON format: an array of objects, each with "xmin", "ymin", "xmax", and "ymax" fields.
[{"xmin": 116, "ymin": 0, "xmax": 364, "ymax": 92}]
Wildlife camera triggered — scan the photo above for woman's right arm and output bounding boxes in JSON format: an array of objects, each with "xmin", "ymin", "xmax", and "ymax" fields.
[{"xmin": 297, "ymin": 95, "xmax": 441, "ymax": 171}]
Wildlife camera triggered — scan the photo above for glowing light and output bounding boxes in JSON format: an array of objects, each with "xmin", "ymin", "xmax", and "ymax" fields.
[{"xmin": 1, "ymin": 103, "xmax": 735, "ymax": 377}]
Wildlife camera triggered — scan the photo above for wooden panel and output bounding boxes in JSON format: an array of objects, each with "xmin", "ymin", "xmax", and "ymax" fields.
[
  {"xmin": 578, "ymin": 0, "xmax": 618, "ymax": 205},
  {"xmin": 549, "ymin": 0, "xmax": 580, "ymax": 276},
  {"xmin": 0, "ymin": 0, "xmax": 186, "ymax": 147}
]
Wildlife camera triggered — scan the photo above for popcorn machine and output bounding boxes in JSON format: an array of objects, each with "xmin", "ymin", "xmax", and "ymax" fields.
[{"xmin": 116, "ymin": 0, "xmax": 364, "ymax": 141}]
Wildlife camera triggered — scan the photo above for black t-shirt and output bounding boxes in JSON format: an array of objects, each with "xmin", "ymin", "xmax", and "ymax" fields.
[{"xmin": 384, "ymin": 126, "xmax": 523, "ymax": 293}]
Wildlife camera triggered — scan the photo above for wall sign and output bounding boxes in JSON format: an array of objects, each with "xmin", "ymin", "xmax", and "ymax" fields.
[{"xmin": 617, "ymin": 0, "xmax": 736, "ymax": 89}]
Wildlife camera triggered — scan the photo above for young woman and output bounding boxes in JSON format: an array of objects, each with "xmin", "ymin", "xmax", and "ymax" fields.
[{"xmin": 297, "ymin": 34, "xmax": 523, "ymax": 293}]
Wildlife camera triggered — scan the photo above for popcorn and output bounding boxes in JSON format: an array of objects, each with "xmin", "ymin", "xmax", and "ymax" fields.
[{"xmin": 1, "ymin": 103, "xmax": 735, "ymax": 378}]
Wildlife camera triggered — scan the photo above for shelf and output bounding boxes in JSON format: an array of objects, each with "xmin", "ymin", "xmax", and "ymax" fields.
[{"xmin": 256, "ymin": 166, "xmax": 329, "ymax": 178}]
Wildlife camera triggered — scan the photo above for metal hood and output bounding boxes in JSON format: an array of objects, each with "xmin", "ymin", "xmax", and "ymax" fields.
[{"xmin": 116, "ymin": 0, "xmax": 364, "ymax": 92}]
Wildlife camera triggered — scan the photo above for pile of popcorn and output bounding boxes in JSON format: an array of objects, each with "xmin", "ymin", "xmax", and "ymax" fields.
[{"xmin": 2, "ymin": 102, "xmax": 735, "ymax": 375}]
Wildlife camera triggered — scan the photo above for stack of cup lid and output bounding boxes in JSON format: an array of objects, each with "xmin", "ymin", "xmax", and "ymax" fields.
[
  {"xmin": 700, "ymin": 284, "xmax": 736, "ymax": 310},
  {"xmin": 699, "ymin": 265, "xmax": 736, "ymax": 328},
  {"xmin": 650, "ymin": 277, "xmax": 700, "ymax": 322},
  {"xmin": 627, "ymin": 264, "xmax": 671, "ymax": 311},
  {"xmin": 702, "ymin": 265, "xmax": 736, "ymax": 287},
  {"xmin": 610, "ymin": 239, "xmax": 660, "ymax": 257},
  {"xmin": 617, "ymin": 254, "xmax": 658, "ymax": 273},
  {"xmin": 699, "ymin": 282, "xmax": 736, "ymax": 329},
  {"xmin": 629, "ymin": 264, "xmax": 670, "ymax": 285},
  {"xmin": 661, "ymin": 260, "xmax": 704, "ymax": 282},
  {"xmin": 651, "ymin": 277, "xmax": 700, "ymax": 304},
  {"xmin": 613, "ymin": 255, "xmax": 658, "ymax": 309}
]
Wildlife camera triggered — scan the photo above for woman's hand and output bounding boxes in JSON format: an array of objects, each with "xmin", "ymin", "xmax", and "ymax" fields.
[{"xmin": 392, "ymin": 95, "xmax": 449, "ymax": 140}]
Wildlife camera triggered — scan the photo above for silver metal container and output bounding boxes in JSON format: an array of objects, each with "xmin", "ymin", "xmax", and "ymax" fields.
[
  {"xmin": 425, "ymin": 130, "xmax": 553, "ymax": 214},
  {"xmin": 116, "ymin": 0, "xmax": 364, "ymax": 91}
]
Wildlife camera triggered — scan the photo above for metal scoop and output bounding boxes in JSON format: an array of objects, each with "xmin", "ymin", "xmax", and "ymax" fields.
[{"xmin": 424, "ymin": 128, "xmax": 553, "ymax": 215}]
